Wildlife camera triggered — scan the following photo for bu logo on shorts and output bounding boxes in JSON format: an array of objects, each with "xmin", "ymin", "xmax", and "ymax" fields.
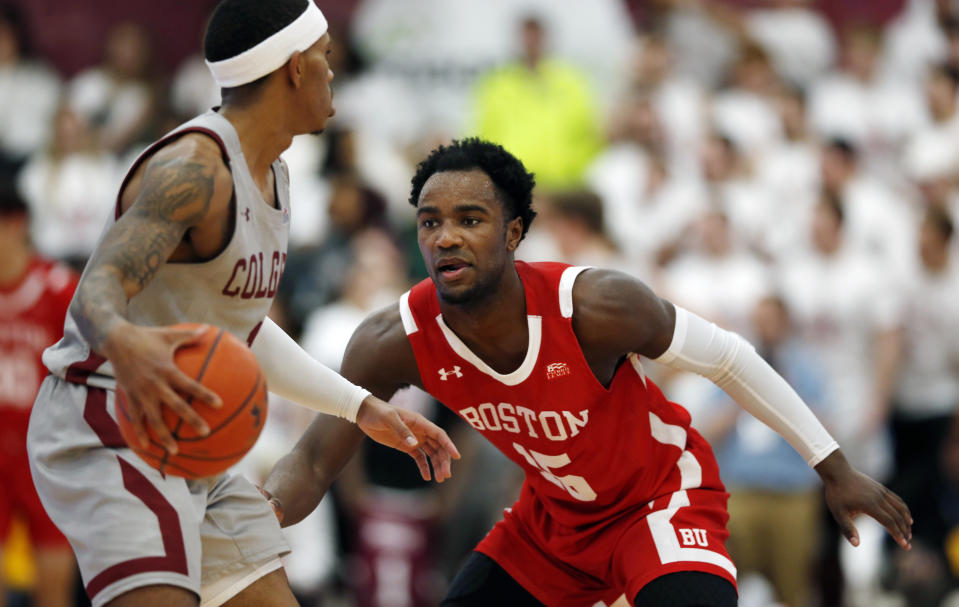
[
  {"xmin": 438, "ymin": 366, "xmax": 463, "ymax": 381},
  {"xmin": 678, "ymin": 528, "xmax": 710, "ymax": 547}
]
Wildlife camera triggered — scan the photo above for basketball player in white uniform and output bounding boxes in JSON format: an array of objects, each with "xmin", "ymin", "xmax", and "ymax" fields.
[{"xmin": 26, "ymin": 1, "xmax": 458, "ymax": 606}]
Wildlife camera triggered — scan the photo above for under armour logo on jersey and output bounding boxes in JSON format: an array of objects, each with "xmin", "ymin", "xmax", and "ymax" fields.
[
  {"xmin": 546, "ymin": 362, "xmax": 570, "ymax": 379},
  {"xmin": 243, "ymin": 207, "xmax": 251, "ymax": 221},
  {"xmin": 438, "ymin": 366, "xmax": 463, "ymax": 381}
]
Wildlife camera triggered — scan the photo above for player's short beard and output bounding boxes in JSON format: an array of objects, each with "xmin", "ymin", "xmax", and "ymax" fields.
[
  {"xmin": 438, "ymin": 282, "xmax": 490, "ymax": 307},
  {"xmin": 433, "ymin": 228, "xmax": 515, "ymax": 309}
]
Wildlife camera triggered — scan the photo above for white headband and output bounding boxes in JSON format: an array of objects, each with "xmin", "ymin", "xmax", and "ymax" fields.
[{"xmin": 205, "ymin": 1, "xmax": 328, "ymax": 88}]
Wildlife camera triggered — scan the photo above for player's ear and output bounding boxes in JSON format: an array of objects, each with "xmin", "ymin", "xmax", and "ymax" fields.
[
  {"xmin": 505, "ymin": 216, "xmax": 523, "ymax": 252},
  {"xmin": 286, "ymin": 51, "xmax": 303, "ymax": 87}
]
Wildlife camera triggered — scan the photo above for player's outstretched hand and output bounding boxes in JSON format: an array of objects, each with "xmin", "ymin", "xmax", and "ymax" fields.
[
  {"xmin": 816, "ymin": 450, "xmax": 913, "ymax": 550},
  {"xmin": 356, "ymin": 396, "xmax": 461, "ymax": 482},
  {"xmin": 104, "ymin": 323, "xmax": 222, "ymax": 454}
]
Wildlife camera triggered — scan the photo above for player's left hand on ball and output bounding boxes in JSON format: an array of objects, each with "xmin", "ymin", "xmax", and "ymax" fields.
[
  {"xmin": 818, "ymin": 451, "xmax": 913, "ymax": 550},
  {"xmin": 356, "ymin": 396, "xmax": 461, "ymax": 482}
]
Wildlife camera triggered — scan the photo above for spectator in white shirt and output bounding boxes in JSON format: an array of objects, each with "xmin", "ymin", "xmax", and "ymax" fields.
[
  {"xmin": 756, "ymin": 85, "xmax": 821, "ymax": 260},
  {"xmin": 16, "ymin": 104, "xmax": 118, "ymax": 269},
  {"xmin": 662, "ymin": 209, "xmax": 770, "ymax": 336},
  {"xmin": 0, "ymin": 5, "xmax": 61, "ymax": 177},
  {"xmin": 711, "ymin": 42, "xmax": 783, "ymax": 158},
  {"xmin": 809, "ymin": 25, "xmax": 927, "ymax": 168},
  {"xmin": 885, "ymin": 207, "xmax": 959, "ymax": 607},
  {"xmin": 777, "ymin": 192, "xmax": 902, "ymax": 605},
  {"xmin": 699, "ymin": 132, "xmax": 774, "ymax": 257},
  {"xmin": 744, "ymin": 0, "xmax": 837, "ymax": 88},
  {"xmin": 587, "ymin": 86, "xmax": 704, "ymax": 272},
  {"xmin": 535, "ymin": 189, "xmax": 637, "ymax": 277},
  {"xmin": 880, "ymin": 0, "xmax": 949, "ymax": 86},
  {"xmin": 778, "ymin": 194, "xmax": 899, "ymax": 480},
  {"xmin": 902, "ymin": 129, "xmax": 959, "ymax": 241},
  {"xmin": 820, "ymin": 137, "xmax": 914, "ymax": 275},
  {"xmin": 169, "ymin": 53, "xmax": 220, "ymax": 121},
  {"xmin": 68, "ymin": 21, "xmax": 159, "ymax": 155},
  {"xmin": 624, "ymin": 33, "xmax": 707, "ymax": 175}
]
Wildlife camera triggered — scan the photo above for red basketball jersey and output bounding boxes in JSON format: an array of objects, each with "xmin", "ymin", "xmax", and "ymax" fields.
[
  {"xmin": 0, "ymin": 257, "xmax": 77, "ymax": 449},
  {"xmin": 403, "ymin": 261, "xmax": 724, "ymax": 527}
]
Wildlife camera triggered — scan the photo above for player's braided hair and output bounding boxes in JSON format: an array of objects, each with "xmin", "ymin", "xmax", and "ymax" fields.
[
  {"xmin": 409, "ymin": 138, "xmax": 537, "ymax": 240},
  {"xmin": 204, "ymin": 0, "xmax": 309, "ymax": 96}
]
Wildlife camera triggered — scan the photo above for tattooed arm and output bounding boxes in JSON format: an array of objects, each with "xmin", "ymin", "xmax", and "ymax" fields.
[{"xmin": 72, "ymin": 134, "xmax": 233, "ymax": 452}]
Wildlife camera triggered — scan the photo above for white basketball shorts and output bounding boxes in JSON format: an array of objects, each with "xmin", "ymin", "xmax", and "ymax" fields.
[{"xmin": 27, "ymin": 375, "xmax": 290, "ymax": 607}]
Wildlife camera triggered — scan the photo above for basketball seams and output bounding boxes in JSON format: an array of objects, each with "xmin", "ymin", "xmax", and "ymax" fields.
[
  {"xmin": 115, "ymin": 394, "xmax": 174, "ymax": 461},
  {"xmin": 170, "ymin": 327, "xmax": 227, "ymax": 440},
  {"xmin": 115, "ymin": 323, "xmax": 267, "ymax": 478},
  {"xmin": 131, "ymin": 448, "xmax": 211, "ymax": 477},
  {"xmin": 129, "ymin": 381, "xmax": 266, "ymax": 477},
  {"xmin": 174, "ymin": 371, "xmax": 265, "ymax": 442},
  {"xmin": 162, "ymin": 327, "xmax": 225, "ymax": 473},
  {"xmin": 133, "ymin": 436, "xmax": 257, "ymax": 464},
  {"xmin": 194, "ymin": 328, "xmax": 227, "ymax": 383}
]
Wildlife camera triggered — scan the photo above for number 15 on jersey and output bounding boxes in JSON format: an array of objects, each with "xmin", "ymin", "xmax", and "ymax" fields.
[{"xmin": 512, "ymin": 442, "xmax": 598, "ymax": 502}]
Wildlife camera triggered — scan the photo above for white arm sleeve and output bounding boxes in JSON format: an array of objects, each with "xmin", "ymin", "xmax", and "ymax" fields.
[
  {"xmin": 250, "ymin": 317, "xmax": 370, "ymax": 422},
  {"xmin": 653, "ymin": 306, "xmax": 839, "ymax": 467}
]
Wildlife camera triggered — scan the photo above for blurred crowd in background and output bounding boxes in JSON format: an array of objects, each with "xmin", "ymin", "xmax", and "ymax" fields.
[{"xmin": 3, "ymin": 0, "xmax": 959, "ymax": 606}]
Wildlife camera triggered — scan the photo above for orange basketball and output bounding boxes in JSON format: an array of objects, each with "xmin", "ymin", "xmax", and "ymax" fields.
[{"xmin": 116, "ymin": 323, "xmax": 269, "ymax": 479}]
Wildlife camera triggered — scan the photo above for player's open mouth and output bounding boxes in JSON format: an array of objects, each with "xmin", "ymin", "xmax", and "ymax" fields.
[{"xmin": 438, "ymin": 261, "xmax": 470, "ymax": 280}]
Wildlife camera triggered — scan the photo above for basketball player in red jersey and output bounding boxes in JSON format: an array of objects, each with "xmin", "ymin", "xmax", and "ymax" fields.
[
  {"xmin": 0, "ymin": 184, "xmax": 78, "ymax": 607},
  {"xmin": 26, "ymin": 1, "xmax": 457, "ymax": 606},
  {"xmin": 264, "ymin": 138, "xmax": 913, "ymax": 606}
]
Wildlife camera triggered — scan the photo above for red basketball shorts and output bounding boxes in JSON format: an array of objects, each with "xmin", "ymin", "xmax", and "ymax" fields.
[
  {"xmin": 476, "ymin": 445, "xmax": 736, "ymax": 606},
  {"xmin": 0, "ymin": 428, "xmax": 69, "ymax": 548}
]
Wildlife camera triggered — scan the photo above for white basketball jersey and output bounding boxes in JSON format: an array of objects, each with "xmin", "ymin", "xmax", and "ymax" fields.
[{"xmin": 43, "ymin": 111, "xmax": 291, "ymax": 389}]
